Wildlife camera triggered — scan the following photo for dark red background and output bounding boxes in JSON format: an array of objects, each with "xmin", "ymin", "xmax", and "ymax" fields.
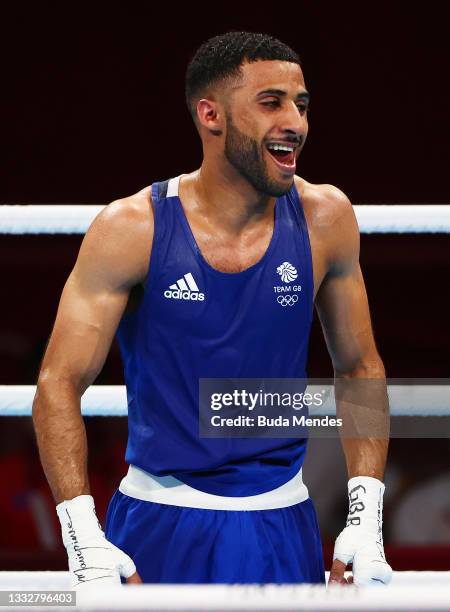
[{"xmin": 1, "ymin": 1, "xmax": 449, "ymax": 570}]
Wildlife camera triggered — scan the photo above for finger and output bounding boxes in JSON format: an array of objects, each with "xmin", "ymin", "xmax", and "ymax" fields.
[
  {"xmin": 117, "ymin": 551, "xmax": 137, "ymax": 579},
  {"xmin": 347, "ymin": 575, "xmax": 354, "ymax": 584},
  {"xmin": 126, "ymin": 571, "xmax": 142, "ymax": 584},
  {"xmin": 328, "ymin": 559, "xmax": 347, "ymax": 584}
]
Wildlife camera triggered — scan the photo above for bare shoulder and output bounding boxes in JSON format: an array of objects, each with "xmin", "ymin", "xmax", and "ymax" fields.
[
  {"xmin": 294, "ymin": 176, "xmax": 359, "ymax": 273},
  {"xmin": 93, "ymin": 186, "xmax": 153, "ymax": 243},
  {"xmin": 294, "ymin": 176, "xmax": 357, "ymax": 232},
  {"xmin": 75, "ymin": 186, "xmax": 154, "ymax": 289}
]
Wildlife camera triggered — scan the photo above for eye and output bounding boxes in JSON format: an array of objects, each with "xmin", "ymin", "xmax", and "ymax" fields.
[
  {"xmin": 261, "ymin": 100, "xmax": 280, "ymax": 108},
  {"xmin": 296, "ymin": 104, "xmax": 308, "ymax": 114}
]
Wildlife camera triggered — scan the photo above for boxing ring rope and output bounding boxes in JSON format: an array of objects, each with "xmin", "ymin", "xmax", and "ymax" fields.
[
  {"xmin": 0, "ymin": 384, "xmax": 449, "ymax": 416},
  {"xmin": 1, "ymin": 574, "xmax": 450, "ymax": 610},
  {"xmin": 1, "ymin": 204, "xmax": 450, "ymax": 234},
  {"xmin": 1, "ymin": 205, "xmax": 449, "ymax": 608}
]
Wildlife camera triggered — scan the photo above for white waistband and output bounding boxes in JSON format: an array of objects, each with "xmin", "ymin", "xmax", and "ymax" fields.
[{"xmin": 119, "ymin": 465, "xmax": 309, "ymax": 511}]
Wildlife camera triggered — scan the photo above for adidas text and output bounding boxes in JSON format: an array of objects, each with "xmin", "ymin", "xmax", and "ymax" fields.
[{"xmin": 164, "ymin": 289, "xmax": 205, "ymax": 301}]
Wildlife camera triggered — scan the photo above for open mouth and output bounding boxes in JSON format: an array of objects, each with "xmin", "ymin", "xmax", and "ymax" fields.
[{"xmin": 265, "ymin": 143, "xmax": 297, "ymax": 174}]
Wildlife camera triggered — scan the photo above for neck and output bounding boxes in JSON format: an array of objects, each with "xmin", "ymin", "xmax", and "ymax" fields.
[{"xmin": 189, "ymin": 156, "xmax": 277, "ymax": 235}]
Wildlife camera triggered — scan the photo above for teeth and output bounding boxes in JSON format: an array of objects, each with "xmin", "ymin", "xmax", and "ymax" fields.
[{"xmin": 267, "ymin": 144, "xmax": 294, "ymax": 152}]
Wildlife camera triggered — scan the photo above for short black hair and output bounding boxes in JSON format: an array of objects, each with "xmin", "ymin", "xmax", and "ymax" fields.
[{"xmin": 185, "ymin": 31, "xmax": 301, "ymax": 120}]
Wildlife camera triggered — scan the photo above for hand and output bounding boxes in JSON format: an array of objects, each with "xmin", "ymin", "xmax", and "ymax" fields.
[
  {"xmin": 329, "ymin": 559, "xmax": 352, "ymax": 585},
  {"xmin": 330, "ymin": 528, "xmax": 392, "ymax": 586},
  {"xmin": 329, "ymin": 476, "xmax": 392, "ymax": 587},
  {"xmin": 66, "ymin": 535, "xmax": 142, "ymax": 589},
  {"xmin": 56, "ymin": 494, "xmax": 142, "ymax": 589}
]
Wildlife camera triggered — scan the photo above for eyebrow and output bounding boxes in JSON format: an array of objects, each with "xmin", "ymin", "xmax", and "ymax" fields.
[{"xmin": 257, "ymin": 88, "xmax": 310, "ymax": 103}]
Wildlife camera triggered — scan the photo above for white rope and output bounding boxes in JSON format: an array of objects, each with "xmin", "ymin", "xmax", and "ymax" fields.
[
  {"xmin": 1, "ymin": 385, "xmax": 448, "ymax": 417},
  {"xmin": 1, "ymin": 572, "xmax": 450, "ymax": 610},
  {"xmin": 2, "ymin": 570, "xmax": 449, "ymax": 588},
  {"xmin": 0, "ymin": 385, "xmax": 127, "ymax": 416},
  {"xmin": 1, "ymin": 204, "xmax": 450, "ymax": 234},
  {"xmin": 0, "ymin": 205, "xmax": 104, "ymax": 234},
  {"xmin": 355, "ymin": 205, "xmax": 450, "ymax": 233}
]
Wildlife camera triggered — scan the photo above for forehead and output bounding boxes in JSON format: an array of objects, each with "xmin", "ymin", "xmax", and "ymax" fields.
[{"xmin": 236, "ymin": 60, "xmax": 306, "ymax": 93}]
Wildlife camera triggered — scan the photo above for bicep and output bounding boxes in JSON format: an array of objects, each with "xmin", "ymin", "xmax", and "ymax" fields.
[
  {"xmin": 40, "ymin": 267, "xmax": 129, "ymax": 392},
  {"xmin": 316, "ymin": 263, "xmax": 380, "ymax": 375},
  {"xmin": 39, "ymin": 198, "xmax": 150, "ymax": 391}
]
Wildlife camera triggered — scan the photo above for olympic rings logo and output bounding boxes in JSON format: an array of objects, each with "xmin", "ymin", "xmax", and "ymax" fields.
[{"xmin": 277, "ymin": 295, "xmax": 299, "ymax": 307}]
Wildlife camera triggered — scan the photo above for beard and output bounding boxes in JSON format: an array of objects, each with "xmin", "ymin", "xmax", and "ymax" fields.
[{"xmin": 224, "ymin": 112, "xmax": 293, "ymax": 197}]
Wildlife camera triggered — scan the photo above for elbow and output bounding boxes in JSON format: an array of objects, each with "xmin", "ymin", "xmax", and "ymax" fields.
[
  {"xmin": 32, "ymin": 369, "xmax": 82, "ymax": 419},
  {"xmin": 334, "ymin": 358, "xmax": 386, "ymax": 380},
  {"xmin": 32, "ymin": 371, "xmax": 56, "ymax": 421},
  {"xmin": 36, "ymin": 366, "xmax": 84, "ymax": 395}
]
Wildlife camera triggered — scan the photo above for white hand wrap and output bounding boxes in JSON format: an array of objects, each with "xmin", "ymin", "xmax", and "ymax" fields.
[
  {"xmin": 56, "ymin": 495, "xmax": 136, "ymax": 589},
  {"xmin": 333, "ymin": 476, "xmax": 392, "ymax": 586}
]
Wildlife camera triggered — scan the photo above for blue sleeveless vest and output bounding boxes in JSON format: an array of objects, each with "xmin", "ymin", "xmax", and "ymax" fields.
[{"xmin": 116, "ymin": 175, "xmax": 314, "ymax": 496}]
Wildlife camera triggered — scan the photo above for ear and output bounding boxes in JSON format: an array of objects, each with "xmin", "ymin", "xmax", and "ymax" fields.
[{"xmin": 196, "ymin": 98, "xmax": 223, "ymax": 136}]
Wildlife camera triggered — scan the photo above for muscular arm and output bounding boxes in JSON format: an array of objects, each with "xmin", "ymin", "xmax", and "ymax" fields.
[
  {"xmin": 32, "ymin": 192, "xmax": 152, "ymax": 503},
  {"xmin": 306, "ymin": 185, "xmax": 392, "ymax": 585},
  {"xmin": 314, "ymin": 188, "xmax": 389, "ymax": 480}
]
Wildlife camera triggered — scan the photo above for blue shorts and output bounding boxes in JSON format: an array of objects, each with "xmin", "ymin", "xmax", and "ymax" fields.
[{"xmin": 105, "ymin": 490, "xmax": 325, "ymax": 584}]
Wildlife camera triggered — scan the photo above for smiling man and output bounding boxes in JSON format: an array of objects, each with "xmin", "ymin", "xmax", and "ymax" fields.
[{"xmin": 33, "ymin": 31, "xmax": 391, "ymax": 587}]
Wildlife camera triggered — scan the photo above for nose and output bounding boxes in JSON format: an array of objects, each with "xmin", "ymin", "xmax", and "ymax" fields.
[{"xmin": 282, "ymin": 101, "xmax": 307, "ymax": 139}]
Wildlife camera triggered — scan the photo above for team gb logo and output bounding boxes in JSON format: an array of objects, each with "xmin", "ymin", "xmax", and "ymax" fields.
[{"xmin": 277, "ymin": 261, "xmax": 298, "ymax": 283}]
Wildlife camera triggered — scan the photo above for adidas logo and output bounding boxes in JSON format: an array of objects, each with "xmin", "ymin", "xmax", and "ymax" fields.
[{"xmin": 164, "ymin": 272, "xmax": 205, "ymax": 301}]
